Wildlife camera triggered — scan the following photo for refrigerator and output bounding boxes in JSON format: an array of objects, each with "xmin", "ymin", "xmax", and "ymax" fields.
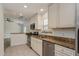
[{"xmin": 76, "ymin": 3, "xmax": 79, "ymax": 56}]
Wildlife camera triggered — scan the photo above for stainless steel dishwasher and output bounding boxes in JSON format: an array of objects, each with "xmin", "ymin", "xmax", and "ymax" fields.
[
  {"xmin": 43, "ymin": 40, "xmax": 55, "ymax": 56},
  {"xmin": 27, "ymin": 34, "xmax": 31, "ymax": 48}
]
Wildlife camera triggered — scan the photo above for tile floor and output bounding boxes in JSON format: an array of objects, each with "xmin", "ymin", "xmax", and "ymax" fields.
[{"xmin": 4, "ymin": 44, "xmax": 38, "ymax": 56}]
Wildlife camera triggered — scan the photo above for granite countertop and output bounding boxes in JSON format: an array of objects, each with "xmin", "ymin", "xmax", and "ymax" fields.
[
  {"xmin": 31, "ymin": 35, "xmax": 75, "ymax": 50},
  {"xmin": 11, "ymin": 33, "xmax": 26, "ymax": 34}
]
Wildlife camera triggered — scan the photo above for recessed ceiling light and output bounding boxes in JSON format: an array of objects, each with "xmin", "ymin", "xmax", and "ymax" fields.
[
  {"xmin": 40, "ymin": 9, "xmax": 44, "ymax": 11},
  {"xmin": 24, "ymin": 5, "xmax": 28, "ymax": 8}
]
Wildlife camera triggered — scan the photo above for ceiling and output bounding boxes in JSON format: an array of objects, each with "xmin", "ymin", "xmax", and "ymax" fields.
[{"xmin": 3, "ymin": 3, "xmax": 49, "ymax": 19}]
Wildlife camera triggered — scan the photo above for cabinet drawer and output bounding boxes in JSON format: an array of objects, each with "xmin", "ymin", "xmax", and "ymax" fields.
[
  {"xmin": 62, "ymin": 47, "xmax": 75, "ymax": 56},
  {"xmin": 55, "ymin": 50, "xmax": 75, "ymax": 56},
  {"xmin": 31, "ymin": 37, "xmax": 43, "ymax": 56},
  {"xmin": 55, "ymin": 51, "xmax": 67, "ymax": 56},
  {"xmin": 55, "ymin": 44, "xmax": 75, "ymax": 56},
  {"xmin": 55, "ymin": 44, "xmax": 64, "ymax": 51}
]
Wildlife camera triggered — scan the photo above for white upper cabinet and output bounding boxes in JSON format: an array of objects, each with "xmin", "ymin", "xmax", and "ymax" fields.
[
  {"xmin": 30, "ymin": 14, "xmax": 43, "ymax": 30},
  {"xmin": 48, "ymin": 4, "xmax": 76, "ymax": 28},
  {"xmin": 59, "ymin": 3, "xmax": 75, "ymax": 28},
  {"xmin": 48, "ymin": 4, "xmax": 59, "ymax": 28},
  {"xmin": 37, "ymin": 15, "xmax": 43, "ymax": 30}
]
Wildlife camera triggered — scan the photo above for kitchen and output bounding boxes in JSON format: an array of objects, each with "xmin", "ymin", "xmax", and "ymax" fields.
[{"xmin": 0, "ymin": 3, "xmax": 78, "ymax": 56}]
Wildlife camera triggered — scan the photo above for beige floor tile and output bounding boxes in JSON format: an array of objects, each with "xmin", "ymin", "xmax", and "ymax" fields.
[{"xmin": 4, "ymin": 44, "xmax": 38, "ymax": 56}]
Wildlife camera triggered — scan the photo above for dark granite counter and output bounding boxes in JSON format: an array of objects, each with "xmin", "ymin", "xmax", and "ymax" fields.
[{"xmin": 31, "ymin": 35, "xmax": 75, "ymax": 50}]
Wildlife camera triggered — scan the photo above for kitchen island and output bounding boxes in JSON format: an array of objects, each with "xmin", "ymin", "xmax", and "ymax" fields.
[{"xmin": 11, "ymin": 33, "xmax": 27, "ymax": 46}]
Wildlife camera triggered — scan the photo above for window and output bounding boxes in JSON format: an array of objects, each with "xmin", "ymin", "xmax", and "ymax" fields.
[
  {"xmin": 43, "ymin": 12, "xmax": 48, "ymax": 30},
  {"xmin": 24, "ymin": 26, "xmax": 26, "ymax": 33}
]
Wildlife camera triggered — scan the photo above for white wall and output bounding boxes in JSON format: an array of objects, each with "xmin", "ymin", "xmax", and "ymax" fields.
[
  {"xmin": 5, "ymin": 21, "xmax": 21, "ymax": 33},
  {"xmin": 4, "ymin": 18, "xmax": 31, "ymax": 34},
  {"xmin": 24, "ymin": 19, "xmax": 30, "ymax": 33},
  {"xmin": 30, "ymin": 14, "xmax": 38, "ymax": 24},
  {"xmin": 0, "ymin": 4, "xmax": 4, "ymax": 55}
]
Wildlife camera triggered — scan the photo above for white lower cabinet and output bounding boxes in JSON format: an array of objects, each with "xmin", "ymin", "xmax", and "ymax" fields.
[
  {"xmin": 31, "ymin": 37, "xmax": 75, "ymax": 56},
  {"xmin": 36, "ymin": 39, "xmax": 42, "ymax": 56},
  {"xmin": 31, "ymin": 37, "xmax": 42, "ymax": 56},
  {"xmin": 31, "ymin": 37, "xmax": 36, "ymax": 52},
  {"xmin": 55, "ymin": 44, "xmax": 75, "ymax": 56},
  {"xmin": 11, "ymin": 34, "xmax": 27, "ymax": 46}
]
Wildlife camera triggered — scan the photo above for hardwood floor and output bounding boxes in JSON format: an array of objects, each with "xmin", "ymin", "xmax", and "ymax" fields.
[{"xmin": 4, "ymin": 44, "xmax": 38, "ymax": 56}]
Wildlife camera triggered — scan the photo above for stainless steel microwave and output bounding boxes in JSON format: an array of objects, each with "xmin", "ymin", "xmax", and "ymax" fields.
[{"xmin": 30, "ymin": 23, "xmax": 35, "ymax": 30}]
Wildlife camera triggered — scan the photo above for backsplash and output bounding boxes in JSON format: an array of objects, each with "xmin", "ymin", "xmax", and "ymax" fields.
[
  {"xmin": 52, "ymin": 29, "xmax": 75, "ymax": 39},
  {"xmin": 40, "ymin": 28, "xmax": 75, "ymax": 39}
]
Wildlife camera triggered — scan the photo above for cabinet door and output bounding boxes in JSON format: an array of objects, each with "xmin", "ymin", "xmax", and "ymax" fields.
[
  {"xmin": 36, "ymin": 39, "xmax": 42, "ymax": 56},
  {"xmin": 48, "ymin": 4, "xmax": 59, "ymax": 28},
  {"xmin": 31, "ymin": 37, "xmax": 38, "ymax": 52},
  {"xmin": 31, "ymin": 37, "xmax": 42, "ymax": 56},
  {"xmin": 37, "ymin": 15, "xmax": 43, "ymax": 30},
  {"xmin": 59, "ymin": 3, "xmax": 75, "ymax": 27},
  {"xmin": 31, "ymin": 37, "xmax": 35, "ymax": 50}
]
